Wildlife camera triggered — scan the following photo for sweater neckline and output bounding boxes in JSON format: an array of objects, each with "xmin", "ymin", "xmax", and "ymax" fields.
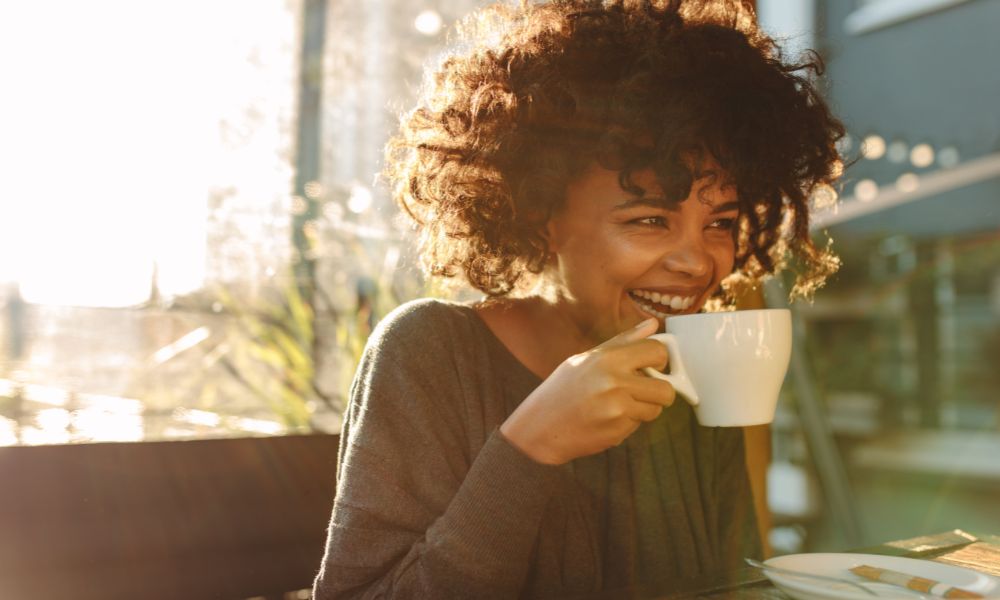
[{"xmin": 459, "ymin": 302, "xmax": 544, "ymax": 387}]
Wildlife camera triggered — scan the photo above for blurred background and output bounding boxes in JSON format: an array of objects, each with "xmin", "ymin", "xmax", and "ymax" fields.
[{"xmin": 1, "ymin": 0, "xmax": 998, "ymax": 555}]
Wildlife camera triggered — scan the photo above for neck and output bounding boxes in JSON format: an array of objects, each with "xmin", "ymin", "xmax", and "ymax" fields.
[
  {"xmin": 477, "ymin": 294, "xmax": 595, "ymax": 379},
  {"xmin": 532, "ymin": 293, "xmax": 601, "ymax": 354}
]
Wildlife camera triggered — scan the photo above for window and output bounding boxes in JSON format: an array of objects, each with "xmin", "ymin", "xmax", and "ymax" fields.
[
  {"xmin": 846, "ymin": 0, "xmax": 974, "ymax": 35},
  {"xmin": 0, "ymin": 0, "xmax": 489, "ymax": 446},
  {"xmin": 0, "ymin": 0, "xmax": 301, "ymax": 444}
]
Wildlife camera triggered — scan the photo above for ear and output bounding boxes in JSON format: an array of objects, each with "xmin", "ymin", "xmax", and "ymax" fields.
[{"xmin": 540, "ymin": 216, "xmax": 561, "ymax": 254}]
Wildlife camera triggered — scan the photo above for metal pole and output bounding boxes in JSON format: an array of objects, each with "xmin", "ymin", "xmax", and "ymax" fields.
[
  {"xmin": 292, "ymin": 0, "xmax": 328, "ymax": 302},
  {"xmin": 765, "ymin": 279, "xmax": 865, "ymax": 547}
]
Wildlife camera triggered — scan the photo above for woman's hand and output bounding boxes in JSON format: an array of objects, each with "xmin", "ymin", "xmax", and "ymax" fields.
[{"xmin": 499, "ymin": 318, "xmax": 677, "ymax": 465}]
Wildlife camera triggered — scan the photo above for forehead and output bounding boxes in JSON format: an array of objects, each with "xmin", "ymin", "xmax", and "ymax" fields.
[{"xmin": 567, "ymin": 160, "xmax": 737, "ymax": 209}]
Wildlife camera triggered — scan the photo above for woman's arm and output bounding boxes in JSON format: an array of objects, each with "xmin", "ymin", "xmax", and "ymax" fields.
[{"xmin": 312, "ymin": 304, "xmax": 561, "ymax": 599}]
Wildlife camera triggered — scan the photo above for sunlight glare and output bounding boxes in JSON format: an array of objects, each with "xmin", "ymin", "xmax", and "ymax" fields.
[
  {"xmin": 348, "ymin": 184, "xmax": 374, "ymax": 214},
  {"xmin": 0, "ymin": 419, "xmax": 17, "ymax": 446},
  {"xmin": 414, "ymin": 10, "xmax": 444, "ymax": 36},
  {"xmin": 0, "ymin": 0, "xmax": 294, "ymax": 306}
]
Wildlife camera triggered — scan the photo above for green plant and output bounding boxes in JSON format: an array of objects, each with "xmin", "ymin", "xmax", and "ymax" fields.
[{"xmin": 215, "ymin": 280, "xmax": 329, "ymax": 431}]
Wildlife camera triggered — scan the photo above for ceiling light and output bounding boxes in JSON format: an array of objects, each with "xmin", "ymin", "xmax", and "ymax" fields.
[
  {"xmin": 938, "ymin": 146, "xmax": 960, "ymax": 168},
  {"xmin": 896, "ymin": 173, "xmax": 919, "ymax": 193},
  {"xmin": 887, "ymin": 140, "xmax": 908, "ymax": 164},
  {"xmin": 861, "ymin": 135, "xmax": 885, "ymax": 160},
  {"xmin": 854, "ymin": 179, "xmax": 878, "ymax": 202},
  {"xmin": 910, "ymin": 143, "xmax": 934, "ymax": 169}
]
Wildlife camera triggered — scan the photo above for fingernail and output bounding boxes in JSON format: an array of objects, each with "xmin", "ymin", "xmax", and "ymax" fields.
[{"xmin": 635, "ymin": 318, "xmax": 656, "ymax": 329}]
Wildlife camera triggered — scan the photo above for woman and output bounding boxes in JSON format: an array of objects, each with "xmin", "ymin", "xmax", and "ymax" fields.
[{"xmin": 313, "ymin": 0, "xmax": 843, "ymax": 597}]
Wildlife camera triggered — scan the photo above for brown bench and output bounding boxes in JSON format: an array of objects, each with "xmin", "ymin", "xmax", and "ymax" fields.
[{"xmin": 0, "ymin": 433, "xmax": 339, "ymax": 600}]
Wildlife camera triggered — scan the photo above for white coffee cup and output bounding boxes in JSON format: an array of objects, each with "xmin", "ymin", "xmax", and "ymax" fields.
[{"xmin": 643, "ymin": 308, "xmax": 792, "ymax": 427}]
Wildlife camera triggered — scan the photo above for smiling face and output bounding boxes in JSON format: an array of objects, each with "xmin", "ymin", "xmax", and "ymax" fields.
[{"xmin": 543, "ymin": 160, "xmax": 739, "ymax": 345}]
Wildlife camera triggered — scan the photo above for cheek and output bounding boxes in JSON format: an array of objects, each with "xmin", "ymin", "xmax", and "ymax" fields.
[{"xmin": 712, "ymin": 238, "xmax": 737, "ymax": 280}]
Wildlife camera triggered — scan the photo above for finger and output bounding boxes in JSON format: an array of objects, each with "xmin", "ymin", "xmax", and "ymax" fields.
[
  {"xmin": 611, "ymin": 417, "xmax": 643, "ymax": 446},
  {"xmin": 622, "ymin": 374, "xmax": 676, "ymax": 407},
  {"xmin": 597, "ymin": 318, "xmax": 658, "ymax": 350},
  {"xmin": 625, "ymin": 399, "xmax": 665, "ymax": 423},
  {"xmin": 604, "ymin": 338, "xmax": 669, "ymax": 371}
]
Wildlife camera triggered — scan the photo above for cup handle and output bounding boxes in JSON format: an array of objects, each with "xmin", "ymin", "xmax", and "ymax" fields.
[{"xmin": 642, "ymin": 333, "xmax": 699, "ymax": 406}]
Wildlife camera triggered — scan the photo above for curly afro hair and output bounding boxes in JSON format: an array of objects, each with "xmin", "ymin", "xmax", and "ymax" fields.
[{"xmin": 386, "ymin": 0, "xmax": 845, "ymax": 302}]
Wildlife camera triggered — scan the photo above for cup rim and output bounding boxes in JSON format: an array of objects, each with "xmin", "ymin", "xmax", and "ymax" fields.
[{"xmin": 664, "ymin": 307, "xmax": 790, "ymax": 323}]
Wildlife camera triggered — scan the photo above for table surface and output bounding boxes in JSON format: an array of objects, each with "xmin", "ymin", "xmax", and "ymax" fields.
[{"xmin": 660, "ymin": 529, "xmax": 1000, "ymax": 599}]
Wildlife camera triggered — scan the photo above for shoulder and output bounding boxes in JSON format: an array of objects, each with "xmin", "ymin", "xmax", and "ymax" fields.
[
  {"xmin": 348, "ymin": 299, "xmax": 487, "ymax": 432},
  {"xmin": 372, "ymin": 298, "xmax": 479, "ymax": 345},
  {"xmin": 362, "ymin": 298, "xmax": 485, "ymax": 370},
  {"xmin": 377, "ymin": 297, "xmax": 474, "ymax": 330}
]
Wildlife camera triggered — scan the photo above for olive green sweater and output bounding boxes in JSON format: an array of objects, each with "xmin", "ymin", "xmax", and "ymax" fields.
[{"xmin": 313, "ymin": 299, "xmax": 761, "ymax": 599}]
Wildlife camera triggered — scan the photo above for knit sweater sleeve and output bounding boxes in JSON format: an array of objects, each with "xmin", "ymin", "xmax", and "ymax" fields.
[{"xmin": 312, "ymin": 300, "xmax": 561, "ymax": 599}]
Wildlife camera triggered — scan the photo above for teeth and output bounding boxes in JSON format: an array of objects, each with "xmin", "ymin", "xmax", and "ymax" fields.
[{"xmin": 629, "ymin": 290, "xmax": 697, "ymax": 317}]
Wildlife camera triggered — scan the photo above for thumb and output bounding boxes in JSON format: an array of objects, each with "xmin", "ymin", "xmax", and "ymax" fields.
[{"xmin": 599, "ymin": 317, "xmax": 658, "ymax": 349}]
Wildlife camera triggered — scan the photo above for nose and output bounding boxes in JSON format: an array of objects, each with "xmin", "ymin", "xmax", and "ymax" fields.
[{"xmin": 662, "ymin": 238, "xmax": 711, "ymax": 279}]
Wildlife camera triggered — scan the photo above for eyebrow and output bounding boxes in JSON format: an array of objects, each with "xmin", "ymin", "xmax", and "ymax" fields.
[
  {"xmin": 611, "ymin": 197, "xmax": 672, "ymax": 211},
  {"xmin": 612, "ymin": 197, "xmax": 740, "ymax": 213},
  {"xmin": 710, "ymin": 201, "xmax": 740, "ymax": 214}
]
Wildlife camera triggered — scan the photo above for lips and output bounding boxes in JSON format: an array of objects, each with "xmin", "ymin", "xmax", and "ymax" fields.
[{"xmin": 628, "ymin": 289, "xmax": 697, "ymax": 319}]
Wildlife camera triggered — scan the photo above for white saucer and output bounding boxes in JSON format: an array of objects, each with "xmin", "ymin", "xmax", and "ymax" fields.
[{"xmin": 762, "ymin": 552, "xmax": 1000, "ymax": 600}]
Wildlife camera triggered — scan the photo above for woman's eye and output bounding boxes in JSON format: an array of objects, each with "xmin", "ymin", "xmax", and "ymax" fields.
[
  {"xmin": 708, "ymin": 217, "xmax": 737, "ymax": 231},
  {"xmin": 632, "ymin": 216, "xmax": 668, "ymax": 227}
]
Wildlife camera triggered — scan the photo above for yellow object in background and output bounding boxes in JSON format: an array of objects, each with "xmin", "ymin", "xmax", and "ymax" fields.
[{"xmin": 850, "ymin": 564, "xmax": 983, "ymax": 599}]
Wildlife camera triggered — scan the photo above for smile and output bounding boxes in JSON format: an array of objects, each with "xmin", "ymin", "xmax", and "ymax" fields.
[{"xmin": 628, "ymin": 289, "xmax": 696, "ymax": 319}]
